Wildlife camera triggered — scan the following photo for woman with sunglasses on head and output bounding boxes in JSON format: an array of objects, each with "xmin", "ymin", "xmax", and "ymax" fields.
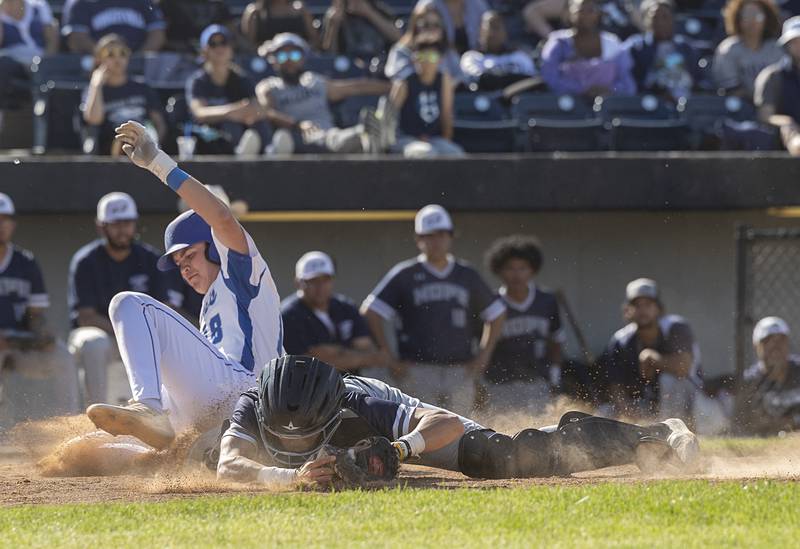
[
  {"xmin": 712, "ymin": 0, "xmax": 783, "ymax": 98},
  {"xmin": 186, "ymin": 25, "xmax": 272, "ymax": 155},
  {"xmin": 385, "ymin": 1, "xmax": 463, "ymax": 83},
  {"xmin": 386, "ymin": 35, "xmax": 464, "ymax": 157},
  {"xmin": 82, "ymin": 34, "xmax": 167, "ymax": 156},
  {"xmin": 241, "ymin": 0, "xmax": 320, "ymax": 51}
]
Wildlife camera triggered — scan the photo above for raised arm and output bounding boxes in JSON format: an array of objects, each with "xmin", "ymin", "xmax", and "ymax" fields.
[{"xmin": 114, "ymin": 120, "xmax": 248, "ymax": 254}]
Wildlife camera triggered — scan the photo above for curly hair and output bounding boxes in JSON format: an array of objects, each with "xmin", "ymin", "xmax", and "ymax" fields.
[
  {"xmin": 723, "ymin": 0, "xmax": 781, "ymax": 40},
  {"xmin": 485, "ymin": 235, "xmax": 544, "ymax": 275}
]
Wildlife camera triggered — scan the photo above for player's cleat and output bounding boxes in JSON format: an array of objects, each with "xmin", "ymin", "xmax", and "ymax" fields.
[
  {"xmin": 635, "ymin": 418, "xmax": 700, "ymax": 473},
  {"xmin": 661, "ymin": 418, "xmax": 700, "ymax": 468},
  {"xmin": 87, "ymin": 401, "xmax": 175, "ymax": 450}
]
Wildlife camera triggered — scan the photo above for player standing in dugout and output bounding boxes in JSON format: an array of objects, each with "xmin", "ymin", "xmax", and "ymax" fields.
[{"xmin": 361, "ymin": 205, "xmax": 506, "ymax": 416}]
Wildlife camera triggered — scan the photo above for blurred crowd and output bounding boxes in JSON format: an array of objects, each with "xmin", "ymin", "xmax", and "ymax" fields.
[
  {"xmin": 1, "ymin": 0, "xmax": 800, "ymax": 154},
  {"xmin": 2, "ymin": 192, "xmax": 799, "ymax": 439}
]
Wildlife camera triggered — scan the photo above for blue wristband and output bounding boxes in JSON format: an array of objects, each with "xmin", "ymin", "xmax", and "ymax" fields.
[{"xmin": 166, "ymin": 168, "xmax": 190, "ymax": 191}]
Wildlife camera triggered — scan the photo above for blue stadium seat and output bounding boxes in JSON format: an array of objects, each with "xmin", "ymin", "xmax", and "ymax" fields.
[
  {"xmin": 595, "ymin": 95, "xmax": 688, "ymax": 151},
  {"xmin": 305, "ymin": 54, "xmax": 369, "ymax": 78},
  {"xmin": 678, "ymin": 94, "xmax": 765, "ymax": 150},
  {"xmin": 452, "ymin": 92, "xmax": 516, "ymax": 153},
  {"xmin": 510, "ymin": 93, "xmax": 600, "ymax": 152}
]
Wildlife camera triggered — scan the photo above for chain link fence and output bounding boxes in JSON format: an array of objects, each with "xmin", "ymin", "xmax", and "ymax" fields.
[{"xmin": 735, "ymin": 226, "xmax": 800, "ymax": 378}]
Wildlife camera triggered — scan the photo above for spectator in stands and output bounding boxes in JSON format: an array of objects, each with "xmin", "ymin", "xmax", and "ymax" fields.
[
  {"xmin": 755, "ymin": 16, "xmax": 800, "ymax": 156},
  {"xmin": 0, "ymin": 193, "xmax": 79, "ymax": 428},
  {"xmin": 0, "ymin": 0, "xmax": 58, "ymax": 113},
  {"xmin": 460, "ymin": 11, "xmax": 538, "ymax": 91},
  {"xmin": 82, "ymin": 34, "xmax": 167, "ymax": 156},
  {"xmin": 540, "ymin": 0, "xmax": 636, "ymax": 98},
  {"xmin": 157, "ymin": 0, "xmax": 239, "ymax": 53},
  {"xmin": 599, "ymin": 278, "xmax": 702, "ymax": 421},
  {"xmin": 522, "ymin": 0, "xmax": 641, "ymax": 42},
  {"xmin": 419, "ymin": 0, "xmax": 489, "ymax": 54},
  {"xmin": 712, "ymin": 0, "xmax": 783, "ymax": 98},
  {"xmin": 385, "ymin": 1, "xmax": 463, "ymax": 82},
  {"xmin": 241, "ymin": 0, "xmax": 320, "ymax": 51},
  {"xmin": 624, "ymin": 0, "xmax": 697, "ymax": 101},
  {"xmin": 68, "ymin": 192, "xmax": 183, "ymax": 406},
  {"xmin": 63, "ymin": 0, "xmax": 166, "ymax": 54},
  {"xmin": 482, "ymin": 235, "xmax": 564, "ymax": 415},
  {"xmin": 735, "ymin": 316, "xmax": 800, "ymax": 435},
  {"xmin": 186, "ymin": 25, "xmax": 272, "ymax": 155},
  {"xmin": 281, "ymin": 251, "xmax": 384, "ymax": 375},
  {"xmin": 361, "ymin": 204, "xmax": 506, "ymax": 415},
  {"xmin": 386, "ymin": 34, "xmax": 464, "ymax": 157},
  {"xmin": 321, "ymin": 0, "xmax": 401, "ymax": 59},
  {"xmin": 255, "ymin": 32, "xmax": 391, "ymax": 154}
]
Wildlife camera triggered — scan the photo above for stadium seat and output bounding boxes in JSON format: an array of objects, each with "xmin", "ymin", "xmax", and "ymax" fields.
[
  {"xmin": 677, "ymin": 94, "xmax": 757, "ymax": 149},
  {"xmin": 510, "ymin": 93, "xmax": 600, "ymax": 152},
  {"xmin": 452, "ymin": 92, "xmax": 516, "ymax": 153},
  {"xmin": 305, "ymin": 54, "xmax": 369, "ymax": 79},
  {"xmin": 595, "ymin": 95, "xmax": 688, "ymax": 151}
]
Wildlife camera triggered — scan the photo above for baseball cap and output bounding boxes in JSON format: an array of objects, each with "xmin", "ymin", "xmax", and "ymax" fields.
[
  {"xmin": 0, "ymin": 193, "xmax": 14, "ymax": 215},
  {"xmin": 753, "ymin": 316, "xmax": 791, "ymax": 345},
  {"xmin": 779, "ymin": 16, "xmax": 800, "ymax": 47},
  {"xmin": 415, "ymin": 204, "xmax": 453, "ymax": 235},
  {"xmin": 97, "ymin": 192, "xmax": 138, "ymax": 223},
  {"xmin": 259, "ymin": 32, "xmax": 309, "ymax": 57},
  {"xmin": 625, "ymin": 278, "xmax": 660, "ymax": 303},
  {"xmin": 296, "ymin": 251, "xmax": 335, "ymax": 280},
  {"xmin": 200, "ymin": 24, "xmax": 232, "ymax": 49}
]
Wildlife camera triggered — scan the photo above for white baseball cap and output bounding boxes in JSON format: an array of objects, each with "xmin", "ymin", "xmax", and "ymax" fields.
[
  {"xmin": 626, "ymin": 278, "xmax": 660, "ymax": 303},
  {"xmin": 415, "ymin": 204, "xmax": 453, "ymax": 235},
  {"xmin": 753, "ymin": 316, "xmax": 790, "ymax": 345},
  {"xmin": 0, "ymin": 193, "xmax": 14, "ymax": 215},
  {"xmin": 295, "ymin": 251, "xmax": 335, "ymax": 280},
  {"xmin": 97, "ymin": 192, "xmax": 138, "ymax": 223},
  {"xmin": 779, "ymin": 16, "xmax": 800, "ymax": 47}
]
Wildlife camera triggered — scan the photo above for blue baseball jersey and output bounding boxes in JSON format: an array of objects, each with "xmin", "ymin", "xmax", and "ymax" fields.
[
  {"xmin": 280, "ymin": 293, "xmax": 371, "ymax": 355},
  {"xmin": 68, "ymin": 239, "xmax": 181, "ymax": 327},
  {"xmin": 224, "ymin": 386, "xmax": 417, "ymax": 462},
  {"xmin": 0, "ymin": 0, "xmax": 53, "ymax": 54},
  {"xmin": 62, "ymin": 0, "xmax": 165, "ymax": 51},
  {"xmin": 199, "ymin": 229, "xmax": 283, "ymax": 374},
  {"xmin": 485, "ymin": 284, "xmax": 565, "ymax": 384},
  {"xmin": 0, "ymin": 245, "xmax": 49, "ymax": 333},
  {"xmin": 600, "ymin": 314, "xmax": 703, "ymax": 403},
  {"xmin": 363, "ymin": 255, "xmax": 505, "ymax": 364}
]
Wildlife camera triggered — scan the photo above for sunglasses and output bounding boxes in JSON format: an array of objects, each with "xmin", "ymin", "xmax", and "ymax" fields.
[
  {"xmin": 101, "ymin": 46, "xmax": 130, "ymax": 59},
  {"xmin": 271, "ymin": 50, "xmax": 304, "ymax": 64},
  {"xmin": 208, "ymin": 36, "xmax": 230, "ymax": 48},
  {"xmin": 414, "ymin": 50, "xmax": 441, "ymax": 63}
]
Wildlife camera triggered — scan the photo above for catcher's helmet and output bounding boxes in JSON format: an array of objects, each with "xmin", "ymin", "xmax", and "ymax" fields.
[
  {"xmin": 157, "ymin": 210, "xmax": 220, "ymax": 271},
  {"xmin": 255, "ymin": 355, "xmax": 345, "ymax": 466}
]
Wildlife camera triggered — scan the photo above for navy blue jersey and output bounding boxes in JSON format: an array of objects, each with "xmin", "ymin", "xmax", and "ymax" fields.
[
  {"xmin": 281, "ymin": 293, "xmax": 371, "ymax": 355},
  {"xmin": 224, "ymin": 387, "xmax": 417, "ymax": 462},
  {"xmin": 737, "ymin": 355, "xmax": 800, "ymax": 435},
  {"xmin": 399, "ymin": 71, "xmax": 444, "ymax": 139},
  {"xmin": 485, "ymin": 285, "xmax": 564, "ymax": 384},
  {"xmin": 62, "ymin": 0, "xmax": 166, "ymax": 52},
  {"xmin": 363, "ymin": 256, "xmax": 505, "ymax": 364},
  {"xmin": 600, "ymin": 315, "xmax": 702, "ymax": 403},
  {"xmin": 67, "ymin": 239, "xmax": 180, "ymax": 327},
  {"xmin": 0, "ymin": 245, "xmax": 49, "ymax": 332},
  {"xmin": 186, "ymin": 68, "xmax": 255, "ymax": 128}
]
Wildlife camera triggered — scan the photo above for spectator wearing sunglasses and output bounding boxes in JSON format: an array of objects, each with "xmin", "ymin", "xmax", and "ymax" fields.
[
  {"xmin": 185, "ymin": 25, "xmax": 272, "ymax": 155},
  {"xmin": 81, "ymin": 34, "xmax": 167, "ymax": 155},
  {"xmin": 386, "ymin": 36, "xmax": 464, "ymax": 157},
  {"xmin": 62, "ymin": 0, "xmax": 166, "ymax": 54},
  {"xmin": 255, "ymin": 32, "xmax": 391, "ymax": 154},
  {"xmin": 385, "ymin": 1, "xmax": 463, "ymax": 83}
]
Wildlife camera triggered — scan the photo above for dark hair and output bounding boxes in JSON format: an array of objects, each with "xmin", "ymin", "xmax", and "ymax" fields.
[
  {"xmin": 398, "ymin": 1, "xmax": 450, "ymax": 51},
  {"xmin": 723, "ymin": 0, "xmax": 781, "ymax": 39},
  {"xmin": 485, "ymin": 234, "xmax": 544, "ymax": 275}
]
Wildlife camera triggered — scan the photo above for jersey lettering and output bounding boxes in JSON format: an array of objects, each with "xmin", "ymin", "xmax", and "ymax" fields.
[
  {"xmin": 412, "ymin": 282, "xmax": 469, "ymax": 308},
  {"xmin": 207, "ymin": 314, "xmax": 223, "ymax": 344}
]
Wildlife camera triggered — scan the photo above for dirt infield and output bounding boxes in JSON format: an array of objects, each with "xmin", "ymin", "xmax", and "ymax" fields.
[{"xmin": 1, "ymin": 412, "xmax": 799, "ymax": 507}]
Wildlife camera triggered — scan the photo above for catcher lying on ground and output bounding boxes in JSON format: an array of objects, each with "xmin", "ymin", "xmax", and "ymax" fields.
[{"xmin": 211, "ymin": 355, "xmax": 701, "ymax": 489}]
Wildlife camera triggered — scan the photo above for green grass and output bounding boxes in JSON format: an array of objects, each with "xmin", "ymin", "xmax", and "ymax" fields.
[{"xmin": 2, "ymin": 481, "xmax": 799, "ymax": 548}]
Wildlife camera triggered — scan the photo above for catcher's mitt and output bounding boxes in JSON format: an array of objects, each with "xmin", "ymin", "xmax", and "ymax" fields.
[{"xmin": 322, "ymin": 436, "xmax": 400, "ymax": 487}]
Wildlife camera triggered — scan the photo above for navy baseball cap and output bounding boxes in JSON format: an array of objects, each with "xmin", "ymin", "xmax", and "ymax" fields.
[{"xmin": 200, "ymin": 24, "xmax": 232, "ymax": 49}]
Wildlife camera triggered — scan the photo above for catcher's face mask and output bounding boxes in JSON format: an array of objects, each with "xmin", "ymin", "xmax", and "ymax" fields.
[{"xmin": 256, "ymin": 407, "xmax": 343, "ymax": 467}]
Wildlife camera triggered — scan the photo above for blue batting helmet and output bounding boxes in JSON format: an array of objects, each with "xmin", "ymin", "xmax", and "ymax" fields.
[{"xmin": 157, "ymin": 210, "xmax": 220, "ymax": 271}]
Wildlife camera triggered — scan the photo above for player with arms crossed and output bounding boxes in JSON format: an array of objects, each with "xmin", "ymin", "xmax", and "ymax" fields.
[
  {"xmin": 215, "ymin": 355, "xmax": 701, "ymax": 489},
  {"xmin": 85, "ymin": 121, "xmax": 284, "ymax": 449}
]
